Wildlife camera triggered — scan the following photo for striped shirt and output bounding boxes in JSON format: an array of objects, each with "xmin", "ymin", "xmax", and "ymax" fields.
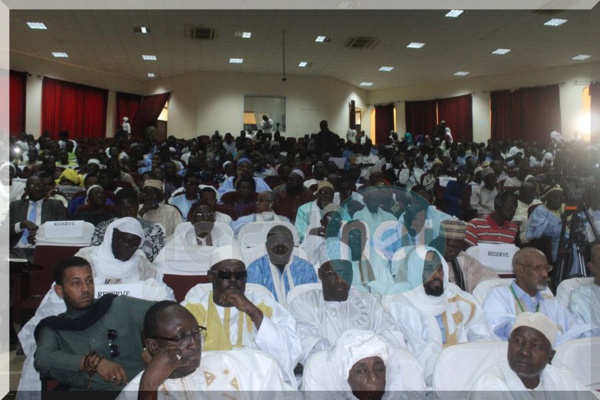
[{"xmin": 465, "ymin": 213, "xmax": 518, "ymax": 247}]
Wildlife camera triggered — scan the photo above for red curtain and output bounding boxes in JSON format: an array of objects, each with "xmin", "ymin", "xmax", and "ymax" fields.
[
  {"xmin": 132, "ymin": 92, "xmax": 170, "ymax": 138},
  {"xmin": 349, "ymin": 100, "xmax": 356, "ymax": 130},
  {"xmin": 9, "ymin": 70, "xmax": 28, "ymax": 137},
  {"xmin": 405, "ymin": 100, "xmax": 437, "ymax": 137},
  {"xmin": 41, "ymin": 77, "xmax": 108, "ymax": 139},
  {"xmin": 375, "ymin": 104, "xmax": 395, "ymax": 144},
  {"xmin": 590, "ymin": 82, "xmax": 600, "ymax": 144},
  {"xmin": 115, "ymin": 92, "xmax": 142, "ymax": 132},
  {"xmin": 437, "ymin": 94, "xmax": 473, "ymax": 142},
  {"xmin": 491, "ymin": 85, "xmax": 561, "ymax": 146}
]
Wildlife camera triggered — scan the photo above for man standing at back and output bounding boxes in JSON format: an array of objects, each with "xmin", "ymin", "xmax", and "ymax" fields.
[{"xmin": 34, "ymin": 256, "xmax": 154, "ymax": 391}]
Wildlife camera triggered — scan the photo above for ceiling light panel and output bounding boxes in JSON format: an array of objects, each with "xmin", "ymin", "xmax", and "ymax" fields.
[
  {"xmin": 235, "ymin": 31, "xmax": 252, "ymax": 38},
  {"xmin": 445, "ymin": 10, "xmax": 464, "ymax": 18},
  {"xmin": 379, "ymin": 66, "xmax": 394, "ymax": 72},
  {"xmin": 572, "ymin": 54, "xmax": 591, "ymax": 60},
  {"xmin": 454, "ymin": 71, "xmax": 470, "ymax": 76},
  {"xmin": 52, "ymin": 52, "xmax": 68, "ymax": 58},
  {"xmin": 360, "ymin": 82, "xmax": 373, "ymax": 87},
  {"xmin": 147, "ymin": 73, "xmax": 155, "ymax": 77},
  {"xmin": 315, "ymin": 35, "xmax": 332, "ymax": 42},
  {"xmin": 407, "ymin": 42, "xmax": 425, "ymax": 49},
  {"xmin": 142, "ymin": 55, "xmax": 157, "ymax": 60},
  {"xmin": 298, "ymin": 61, "xmax": 312, "ymax": 67},
  {"xmin": 492, "ymin": 48, "xmax": 511, "ymax": 55},
  {"xmin": 27, "ymin": 22, "xmax": 47, "ymax": 29},
  {"xmin": 229, "ymin": 58, "xmax": 244, "ymax": 63},
  {"xmin": 544, "ymin": 18, "xmax": 567, "ymax": 26}
]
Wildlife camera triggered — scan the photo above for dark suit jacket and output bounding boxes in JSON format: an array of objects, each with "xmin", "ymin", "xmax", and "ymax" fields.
[{"xmin": 9, "ymin": 199, "xmax": 67, "ymax": 248}]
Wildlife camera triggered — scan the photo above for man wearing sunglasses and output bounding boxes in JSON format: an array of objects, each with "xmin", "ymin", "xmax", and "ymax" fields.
[
  {"xmin": 287, "ymin": 239, "xmax": 406, "ymax": 366},
  {"xmin": 483, "ymin": 247, "xmax": 597, "ymax": 347},
  {"xmin": 117, "ymin": 301, "xmax": 294, "ymax": 399},
  {"xmin": 33, "ymin": 256, "xmax": 155, "ymax": 391},
  {"xmin": 183, "ymin": 244, "xmax": 301, "ymax": 386}
]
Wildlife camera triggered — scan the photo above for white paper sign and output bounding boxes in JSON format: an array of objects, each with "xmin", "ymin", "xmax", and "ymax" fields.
[
  {"xmin": 95, "ymin": 283, "xmax": 143, "ymax": 299},
  {"xmin": 438, "ymin": 177, "xmax": 457, "ymax": 187},
  {"xmin": 45, "ymin": 220, "xmax": 84, "ymax": 238},
  {"xmin": 479, "ymin": 243, "xmax": 518, "ymax": 273}
]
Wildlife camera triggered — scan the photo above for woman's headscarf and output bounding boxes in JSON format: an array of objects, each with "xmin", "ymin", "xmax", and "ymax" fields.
[
  {"xmin": 404, "ymin": 132, "xmax": 414, "ymax": 146},
  {"xmin": 55, "ymin": 168, "xmax": 83, "ymax": 186},
  {"xmin": 89, "ymin": 217, "xmax": 145, "ymax": 283},
  {"xmin": 85, "ymin": 184, "xmax": 103, "ymax": 204}
]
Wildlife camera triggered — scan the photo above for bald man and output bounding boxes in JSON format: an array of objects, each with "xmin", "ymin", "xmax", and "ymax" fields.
[{"xmin": 482, "ymin": 247, "xmax": 597, "ymax": 346}]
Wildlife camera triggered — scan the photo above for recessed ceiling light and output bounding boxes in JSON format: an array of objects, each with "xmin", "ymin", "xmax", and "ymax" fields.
[
  {"xmin": 572, "ymin": 54, "xmax": 591, "ymax": 60},
  {"xmin": 234, "ymin": 31, "xmax": 252, "ymax": 38},
  {"xmin": 147, "ymin": 73, "xmax": 155, "ymax": 78},
  {"xmin": 315, "ymin": 36, "xmax": 332, "ymax": 43},
  {"xmin": 142, "ymin": 55, "xmax": 157, "ymax": 60},
  {"xmin": 52, "ymin": 52, "xmax": 68, "ymax": 58},
  {"xmin": 445, "ymin": 10, "xmax": 464, "ymax": 18},
  {"xmin": 407, "ymin": 42, "xmax": 425, "ymax": 49},
  {"xmin": 544, "ymin": 18, "xmax": 567, "ymax": 26},
  {"xmin": 360, "ymin": 82, "xmax": 373, "ymax": 87},
  {"xmin": 492, "ymin": 48, "xmax": 511, "ymax": 55},
  {"xmin": 379, "ymin": 66, "xmax": 394, "ymax": 72},
  {"xmin": 133, "ymin": 26, "xmax": 151, "ymax": 33},
  {"xmin": 229, "ymin": 58, "xmax": 244, "ymax": 64},
  {"xmin": 298, "ymin": 61, "xmax": 312, "ymax": 67},
  {"xmin": 27, "ymin": 22, "xmax": 47, "ymax": 29},
  {"xmin": 454, "ymin": 71, "xmax": 470, "ymax": 76}
]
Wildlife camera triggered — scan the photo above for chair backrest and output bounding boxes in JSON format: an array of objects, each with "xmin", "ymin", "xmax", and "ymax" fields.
[
  {"xmin": 36, "ymin": 221, "xmax": 95, "ymax": 246},
  {"xmin": 555, "ymin": 277, "xmax": 594, "ymax": 308},
  {"xmin": 238, "ymin": 221, "xmax": 300, "ymax": 247},
  {"xmin": 472, "ymin": 278, "xmax": 554, "ymax": 305},
  {"xmin": 242, "ymin": 246, "xmax": 307, "ymax": 266},
  {"xmin": 553, "ymin": 337, "xmax": 600, "ymax": 390},
  {"xmin": 303, "ymin": 346, "xmax": 425, "ymax": 392},
  {"xmin": 163, "ymin": 274, "xmax": 210, "ymax": 303},
  {"xmin": 432, "ymin": 341, "xmax": 508, "ymax": 392},
  {"xmin": 30, "ymin": 245, "xmax": 84, "ymax": 297},
  {"xmin": 286, "ymin": 282, "xmax": 322, "ymax": 305}
]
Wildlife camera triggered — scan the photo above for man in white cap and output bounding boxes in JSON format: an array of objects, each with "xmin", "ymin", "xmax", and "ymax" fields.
[
  {"xmin": 469, "ymin": 166, "xmax": 498, "ymax": 218},
  {"xmin": 231, "ymin": 190, "xmax": 289, "ymax": 235},
  {"xmin": 274, "ymin": 168, "xmax": 315, "ymax": 223},
  {"xmin": 287, "ymin": 239, "xmax": 405, "ymax": 365},
  {"xmin": 182, "ymin": 244, "xmax": 301, "ymax": 386},
  {"xmin": 483, "ymin": 247, "xmax": 597, "ymax": 346},
  {"xmin": 138, "ymin": 179, "xmax": 183, "ymax": 237},
  {"xmin": 471, "ymin": 312, "xmax": 593, "ymax": 395},
  {"xmin": 388, "ymin": 246, "xmax": 491, "ymax": 387},
  {"xmin": 121, "ymin": 117, "xmax": 131, "ymax": 135}
]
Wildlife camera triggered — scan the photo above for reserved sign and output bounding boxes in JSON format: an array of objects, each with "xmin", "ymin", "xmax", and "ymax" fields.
[
  {"xmin": 479, "ymin": 243, "xmax": 518, "ymax": 273},
  {"xmin": 45, "ymin": 220, "xmax": 84, "ymax": 238},
  {"xmin": 95, "ymin": 283, "xmax": 143, "ymax": 299}
]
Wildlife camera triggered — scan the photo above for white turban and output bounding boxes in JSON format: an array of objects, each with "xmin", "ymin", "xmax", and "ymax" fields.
[
  {"xmin": 209, "ymin": 244, "xmax": 244, "ymax": 269},
  {"xmin": 318, "ymin": 238, "xmax": 351, "ymax": 268},
  {"xmin": 327, "ymin": 329, "xmax": 389, "ymax": 381}
]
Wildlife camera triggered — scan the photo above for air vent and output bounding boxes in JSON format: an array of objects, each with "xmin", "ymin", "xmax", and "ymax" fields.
[
  {"xmin": 188, "ymin": 27, "xmax": 216, "ymax": 40},
  {"xmin": 344, "ymin": 36, "xmax": 379, "ymax": 50}
]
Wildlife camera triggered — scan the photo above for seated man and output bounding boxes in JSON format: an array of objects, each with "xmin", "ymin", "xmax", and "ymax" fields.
[
  {"xmin": 117, "ymin": 301, "xmax": 294, "ymax": 399},
  {"xmin": 231, "ymin": 190, "xmax": 289, "ymax": 235},
  {"xmin": 33, "ymin": 257, "xmax": 155, "ymax": 391},
  {"xmin": 303, "ymin": 329, "xmax": 417, "ymax": 397},
  {"xmin": 138, "ymin": 179, "xmax": 183, "ymax": 237},
  {"xmin": 91, "ymin": 188, "xmax": 166, "ymax": 262},
  {"xmin": 526, "ymin": 184, "xmax": 565, "ymax": 264},
  {"xmin": 352, "ymin": 187, "xmax": 396, "ymax": 239},
  {"xmin": 217, "ymin": 157, "xmax": 270, "ymax": 198},
  {"xmin": 183, "ymin": 244, "xmax": 301, "ymax": 385},
  {"xmin": 465, "ymin": 190, "xmax": 519, "ymax": 247},
  {"xmin": 568, "ymin": 240, "xmax": 600, "ymax": 329},
  {"xmin": 274, "ymin": 169, "xmax": 315, "ymax": 223},
  {"xmin": 167, "ymin": 174, "xmax": 200, "ymax": 222},
  {"xmin": 470, "ymin": 166, "xmax": 498, "ymax": 218},
  {"xmin": 387, "ymin": 246, "xmax": 492, "ymax": 386},
  {"xmin": 470, "ymin": 312, "xmax": 593, "ymax": 395},
  {"xmin": 9, "ymin": 175, "xmax": 67, "ymax": 260},
  {"xmin": 247, "ymin": 225, "xmax": 318, "ymax": 306},
  {"xmin": 483, "ymin": 247, "xmax": 596, "ymax": 346},
  {"xmin": 287, "ymin": 241, "xmax": 405, "ymax": 365}
]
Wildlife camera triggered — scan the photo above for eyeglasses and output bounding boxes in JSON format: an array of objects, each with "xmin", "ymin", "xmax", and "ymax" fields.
[
  {"xmin": 152, "ymin": 326, "xmax": 207, "ymax": 346},
  {"xmin": 516, "ymin": 262, "xmax": 553, "ymax": 273},
  {"xmin": 107, "ymin": 329, "xmax": 120, "ymax": 358},
  {"xmin": 208, "ymin": 270, "xmax": 248, "ymax": 280}
]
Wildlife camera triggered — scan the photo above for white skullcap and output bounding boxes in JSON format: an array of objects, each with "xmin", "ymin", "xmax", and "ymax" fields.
[
  {"xmin": 318, "ymin": 238, "xmax": 351, "ymax": 267},
  {"xmin": 86, "ymin": 184, "xmax": 103, "ymax": 197},
  {"xmin": 143, "ymin": 179, "xmax": 163, "ymax": 191},
  {"xmin": 543, "ymin": 153, "xmax": 554, "ymax": 161},
  {"xmin": 481, "ymin": 166, "xmax": 495, "ymax": 179},
  {"xmin": 511, "ymin": 312, "xmax": 559, "ymax": 347},
  {"xmin": 290, "ymin": 169, "xmax": 305, "ymax": 179},
  {"xmin": 473, "ymin": 166, "xmax": 483, "ymax": 175},
  {"xmin": 328, "ymin": 330, "xmax": 389, "ymax": 381},
  {"xmin": 88, "ymin": 159, "xmax": 101, "ymax": 166},
  {"xmin": 209, "ymin": 244, "xmax": 245, "ymax": 269},
  {"xmin": 123, "ymin": 117, "xmax": 129, "ymax": 122}
]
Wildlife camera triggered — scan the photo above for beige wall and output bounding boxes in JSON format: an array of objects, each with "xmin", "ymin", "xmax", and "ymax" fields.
[
  {"xmin": 12, "ymin": 50, "xmax": 598, "ymax": 143},
  {"xmin": 367, "ymin": 62, "xmax": 599, "ymax": 143}
]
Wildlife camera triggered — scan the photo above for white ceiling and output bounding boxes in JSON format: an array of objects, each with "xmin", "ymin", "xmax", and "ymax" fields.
[{"xmin": 8, "ymin": 7, "xmax": 600, "ymax": 90}]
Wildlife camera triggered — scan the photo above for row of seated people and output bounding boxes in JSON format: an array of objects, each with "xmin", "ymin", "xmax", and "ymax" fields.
[{"xmin": 16, "ymin": 211, "xmax": 600, "ymax": 395}]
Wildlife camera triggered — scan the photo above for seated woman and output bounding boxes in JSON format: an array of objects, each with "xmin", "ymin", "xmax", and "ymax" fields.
[
  {"xmin": 16, "ymin": 217, "xmax": 174, "ymax": 393},
  {"xmin": 73, "ymin": 184, "xmax": 117, "ymax": 226},
  {"xmin": 303, "ymin": 329, "xmax": 424, "ymax": 399}
]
